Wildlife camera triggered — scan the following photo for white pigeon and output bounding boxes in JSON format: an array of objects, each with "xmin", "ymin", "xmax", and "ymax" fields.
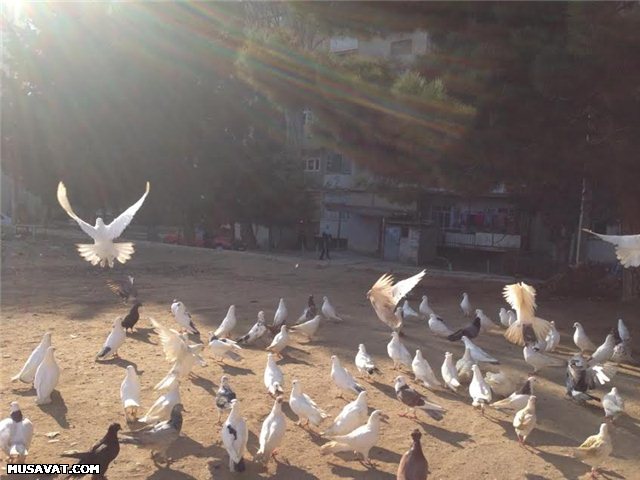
[
  {"xmin": 387, "ymin": 331, "xmax": 412, "ymax": 370},
  {"xmin": 460, "ymin": 292, "xmax": 472, "ymax": 316},
  {"xmin": 289, "ymin": 379, "xmax": 329, "ymax": 427},
  {"xmin": 96, "ymin": 316, "xmax": 126, "ymax": 360},
  {"xmin": 208, "ymin": 334, "xmax": 242, "ymax": 363},
  {"xmin": 264, "ymin": 353, "xmax": 284, "ymax": 396},
  {"xmin": 573, "ymin": 322, "xmax": 596, "ymax": 353},
  {"xmin": 542, "ymin": 320, "xmax": 560, "ymax": 352},
  {"xmin": 57, "ymin": 181, "xmax": 149, "ymax": 267},
  {"xmin": 236, "ymin": 311, "xmax": 268, "ymax": 345},
  {"xmin": 255, "ymin": 396, "xmax": 286, "ymax": 464},
  {"xmin": 499, "ymin": 308, "xmax": 510, "ymax": 328},
  {"xmin": 507, "ymin": 309, "xmax": 517, "ymax": 326},
  {"xmin": 290, "ymin": 315, "xmax": 321, "ymax": 341},
  {"xmin": 331, "ymin": 355, "xmax": 365, "ymax": 398},
  {"xmin": 412, "ymin": 349, "xmax": 441, "ymax": 390},
  {"xmin": 589, "ymin": 334, "xmax": 615, "ymax": 366},
  {"xmin": 221, "ymin": 399, "xmax": 248, "ymax": 473},
  {"xmin": 402, "ymin": 300, "xmax": 420, "ymax": 319},
  {"xmin": 428, "ymin": 314, "xmax": 454, "ymax": 337},
  {"xmin": 618, "ymin": 319, "xmax": 630, "ymax": 343},
  {"xmin": 320, "ymin": 410, "xmax": 386, "ymax": 465},
  {"xmin": 455, "ymin": 347, "xmax": 474, "ymax": 384},
  {"xmin": 140, "ymin": 378, "xmax": 180, "ymax": 424},
  {"xmin": 367, "ymin": 270, "xmax": 426, "ymax": 331},
  {"xmin": 461, "ymin": 336, "xmax": 499, "ymax": 364},
  {"xmin": 574, "ymin": 422, "xmax": 613, "ymax": 478},
  {"xmin": 121, "ymin": 365, "xmax": 141, "ymax": 423},
  {"xmin": 355, "ymin": 344, "xmax": 380, "ymax": 378},
  {"xmin": 34, "ymin": 346, "xmax": 60, "ymax": 405},
  {"xmin": 419, "ymin": 295, "xmax": 435, "ymax": 318},
  {"xmin": 476, "ymin": 309, "xmax": 495, "ymax": 332},
  {"xmin": 513, "ymin": 396, "xmax": 537, "ymax": 446},
  {"xmin": 322, "ymin": 391, "xmax": 368, "ymax": 437},
  {"xmin": 273, "ymin": 298, "xmax": 288, "ymax": 330},
  {"xmin": 469, "ymin": 364, "xmax": 492, "ymax": 412},
  {"xmin": 266, "ymin": 325, "xmax": 290, "ymax": 356},
  {"xmin": 214, "ymin": 305, "xmax": 237, "ymax": 339},
  {"xmin": 503, "ymin": 282, "xmax": 552, "ymax": 346},
  {"xmin": 155, "ymin": 345, "xmax": 205, "ymax": 390},
  {"xmin": 602, "ymin": 387, "xmax": 625, "ymax": 421},
  {"xmin": 583, "ymin": 229, "xmax": 640, "ymax": 267},
  {"xmin": 491, "ymin": 377, "xmax": 536, "ymax": 411},
  {"xmin": 484, "ymin": 370, "xmax": 517, "ymax": 398},
  {"xmin": 12, "ymin": 332, "xmax": 52, "ymax": 384},
  {"xmin": 170, "ymin": 300, "xmax": 200, "ymax": 335},
  {"xmin": 322, "ymin": 296, "xmax": 343, "ymax": 322},
  {"xmin": 523, "ymin": 345, "xmax": 563, "ymax": 373},
  {"xmin": 0, "ymin": 402, "xmax": 34, "ymax": 463},
  {"xmin": 441, "ymin": 352, "xmax": 461, "ymax": 393}
]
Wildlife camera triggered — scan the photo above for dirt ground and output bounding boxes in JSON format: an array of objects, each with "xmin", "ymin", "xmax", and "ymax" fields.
[{"xmin": 1, "ymin": 231, "xmax": 639, "ymax": 480}]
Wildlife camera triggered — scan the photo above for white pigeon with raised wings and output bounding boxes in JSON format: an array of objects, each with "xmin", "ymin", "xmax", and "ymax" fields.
[
  {"xmin": 367, "ymin": 270, "xmax": 426, "ymax": 331},
  {"xmin": 57, "ymin": 181, "xmax": 149, "ymax": 267},
  {"xmin": 583, "ymin": 229, "xmax": 640, "ymax": 267},
  {"xmin": 12, "ymin": 332, "xmax": 51, "ymax": 384},
  {"xmin": 140, "ymin": 378, "xmax": 180, "ymax": 424}
]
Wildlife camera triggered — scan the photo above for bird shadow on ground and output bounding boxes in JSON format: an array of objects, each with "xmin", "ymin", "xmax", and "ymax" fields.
[
  {"xmin": 172, "ymin": 435, "xmax": 222, "ymax": 461},
  {"xmin": 10, "ymin": 385, "xmax": 36, "ymax": 396},
  {"xmin": 147, "ymin": 466, "xmax": 197, "ymax": 480},
  {"xmin": 432, "ymin": 388, "xmax": 468, "ymax": 404},
  {"xmin": 598, "ymin": 468, "xmax": 625, "ymax": 479},
  {"xmin": 278, "ymin": 353, "xmax": 312, "ymax": 367},
  {"xmin": 220, "ymin": 363, "xmax": 254, "ymax": 376},
  {"xmin": 129, "ymin": 327, "xmax": 156, "ymax": 345},
  {"xmin": 421, "ymin": 422, "xmax": 473, "ymax": 449},
  {"xmin": 38, "ymin": 391, "xmax": 69, "ymax": 428},
  {"xmin": 98, "ymin": 356, "xmax": 139, "ymax": 371},
  {"xmin": 370, "ymin": 445, "xmax": 401, "ymax": 464},
  {"xmin": 525, "ymin": 474, "xmax": 551, "ymax": 480},
  {"xmin": 369, "ymin": 380, "xmax": 396, "ymax": 400},
  {"xmin": 189, "ymin": 374, "xmax": 216, "ymax": 394},
  {"xmin": 328, "ymin": 462, "xmax": 395, "ymax": 479},
  {"xmin": 536, "ymin": 449, "xmax": 590, "ymax": 479},
  {"xmin": 273, "ymin": 460, "xmax": 320, "ymax": 480}
]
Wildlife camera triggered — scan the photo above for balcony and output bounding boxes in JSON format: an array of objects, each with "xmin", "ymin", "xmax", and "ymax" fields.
[{"xmin": 441, "ymin": 231, "xmax": 521, "ymax": 251}]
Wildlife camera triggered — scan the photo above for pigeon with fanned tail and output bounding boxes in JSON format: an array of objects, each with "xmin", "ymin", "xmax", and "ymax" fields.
[
  {"xmin": 355, "ymin": 344, "xmax": 380, "ymax": 378},
  {"xmin": 397, "ymin": 429, "xmax": 428, "ymax": 480},
  {"xmin": 394, "ymin": 376, "xmax": 445, "ymax": 420},
  {"xmin": 412, "ymin": 349, "xmax": 441, "ymax": 390},
  {"xmin": 236, "ymin": 311, "xmax": 267, "ymax": 345},
  {"xmin": 0, "ymin": 402, "xmax": 34, "ymax": 463},
  {"xmin": 214, "ymin": 305, "xmax": 237, "ymax": 339},
  {"xmin": 96, "ymin": 317, "xmax": 126, "ymax": 361},
  {"xmin": 331, "ymin": 355, "xmax": 365, "ymax": 398},
  {"xmin": 221, "ymin": 400, "xmax": 248, "ymax": 473},
  {"xmin": 120, "ymin": 366, "xmax": 141, "ymax": 424},
  {"xmin": 12, "ymin": 332, "xmax": 51, "ymax": 384},
  {"xmin": 367, "ymin": 270, "xmax": 426, "ymax": 332},
  {"xmin": 62, "ymin": 423, "xmax": 120, "ymax": 479},
  {"xmin": 503, "ymin": 283, "xmax": 551, "ymax": 346}
]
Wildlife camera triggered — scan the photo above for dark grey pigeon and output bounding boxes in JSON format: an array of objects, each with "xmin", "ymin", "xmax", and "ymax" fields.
[
  {"xmin": 107, "ymin": 276, "xmax": 137, "ymax": 304},
  {"xmin": 394, "ymin": 376, "xmax": 445, "ymax": 421},
  {"xmin": 216, "ymin": 375, "xmax": 237, "ymax": 423},
  {"xmin": 121, "ymin": 302, "xmax": 142, "ymax": 333},
  {"xmin": 447, "ymin": 317, "xmax": 481, "ymax": 342},
  {"xmin": 62, "ymin": 423, "xmax": 121, "ymax": 478}
]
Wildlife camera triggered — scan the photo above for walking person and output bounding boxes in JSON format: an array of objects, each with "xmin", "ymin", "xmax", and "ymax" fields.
[{"xmin": 319, "ymin": 226, "xmax": 332, "ymax": 260}]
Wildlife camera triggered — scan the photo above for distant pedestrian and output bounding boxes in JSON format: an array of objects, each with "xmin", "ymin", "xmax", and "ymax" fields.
[
  {"xmin": 319, "ymin": 226, "xmax": 332, "ymax": 260},
  {"xmin": 297, "ymin": 220, "xmax": 307, "ymax": 251}
]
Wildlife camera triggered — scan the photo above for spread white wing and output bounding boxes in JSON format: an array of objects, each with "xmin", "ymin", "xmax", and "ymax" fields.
[
  {"xmin": 150, "ymin": 318, "xmax": 187, "ymax": 363},
  {"xmin": 106, "ymin": 182, "xmax": 150, "ymax": 239},
  {"xmin": 57, "ymin": 182, "xmax": 98, "ymax": 239}
]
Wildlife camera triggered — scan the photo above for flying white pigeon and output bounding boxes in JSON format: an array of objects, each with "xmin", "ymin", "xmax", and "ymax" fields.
[
  {"xmin": 428, "ymin": 314, "xmax": 454, "ymax": 337},
  {"xmin": 34, "ymin": 346, "xmax": 60, "ymax": 405},
  {"xmin": 513, "ymin": 396, "xmax": 537, "ymax": 447},
  {"xmin": 140, "ymin": 377, "xmax": 180, "ymax": 424},
  {"xmin": 583, "ymin": 229, "xmax": 640, "ymax": 267},
  {"xmin": 503, "ymin": 282, "xmax": 552, "ymax": 346},
  {"xmin": 322, "ymin": 296, "xmax": 343, "ymax": 322},
  {"xmin": 602, "ymin": 387, "xmax": 625, "ymax": 421},
  {"xmin": 460, "ymin": 292, "xmax": 472, "ymax": 316},
  {"xmin": 461, "ymin": 336, "xmax": 499, "ymax": 364},
  {"xmin": 367, "ymin": 270, "xmax": 426, "ymax": 331},
  {"xmin": 523, "ymin": 345, "xmax": 564, "ymax": 373},
  {"xmin": 236, "ymin": 311, "xmax": 268, "ymax": 345},
  {"xmin": 264, "ymin": 353, "xmax": 284, "ymax": 396},
  {"xmin": 476, "ymin": 309, "xmax": 495, "ymax": 332},
  {"xmin": 121, "ymin": 365, "xmax": 141, "ymax": 424},
  {"xmin": 355, "ymin": 344, "xmax": 381, "ymax": 378},
  {"xmin": 419, "ymin": 295, "xmax": 435, "ymax": 318},
  {"xmin": 57, "ymin": 181, "xmax": 150, "ymax": 267},
  {"xmin": 491, "ymin": 377, "xmax": 536, "ymax": 412},
  {"xmin": 290, "ymin": 315, "xmax": 321, "ymax": 341},
  {"xmin": 289, "ymin": 379, "xmax": 329, "ymax": 428},
  {"xmin": 387, "ymin": 331, "xmax": 412, "ymax": 370},
  {"xmin": 320, "ymin": 410, "xmax": 387, "ymax": 466},
  {"xmin": 12, "ymin": 332, "xmax": 51, "ymax": 384},
  {"xmin": 589, "ymin": 334, "xmax": 615, "ymax": 366},
  {"xmin": 441, "ymin": 352, "xmax": 461, "ymax": 393},
  {"xmin": 272, "ymin": 298, "xmax": 288, "ymax": 331},
  {"xmin": 484, "ymin": 370, "xmax": 517, "ymax": 398},
  {"xmin": 170, "ymin": 300, "xmax": 200, "ymax": 335},
  {"xmin": 402, "ymin": 300, "xmax": 420, "ymax": 319},
  {"xmin": 0, "ymin": 402, "xmax": 34, "ymax": 463},
  {"xmin": 255, "ymin": 396, "xmax": 286, "ymax": 464},
  {"xmin": 221, "ymin": 400, "xmax": 248, "ymax": 473},
  {"xmin": 266, "ymin": 325, "xmax": 290, "ymax": 357},
  {"xmin": 322, "ymin": 391, "xmax": 368, "ymax": 437},
  {"xmin": 208, "ymin": 334, "xmax": 242, "ymax": 363},
  {"xmin": 573, "ymin": 322, "xmax": 596, "ymax": 353},
  {"xmin": 412, "ymin": 349, "xmax": 442, "ymax": 390},
  {"xmin": 331, "ymin": 355, "xmax": 365, "ymax": 398},
  {"xmin": 455, "ymin": 347, "xmax": 473, "ymax": 384},
  {"xmin": 96, "ymin": 316, "xmax": 126, "ymax": 361},
  {"xmin": 214, "ymin": 305, "xmax": 237, "ymax": 339},
  {"xmin": 469, "ymin": 364, "xmax": 492, "ymax": 413},
  {"xmin": 499, "ymin": 308, "xmax": 510, "ymax": 328}
]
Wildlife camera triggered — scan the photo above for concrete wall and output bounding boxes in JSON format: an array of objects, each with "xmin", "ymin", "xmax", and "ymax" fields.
[{"xmin": 344, "ymin": 214, "xmax": 380, "ymax": 254}]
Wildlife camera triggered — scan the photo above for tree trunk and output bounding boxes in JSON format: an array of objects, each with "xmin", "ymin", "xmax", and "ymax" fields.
[
  {"xmin": 575, "ymin": 176, "xmax": 592, "ymax": 265},
  {"xmin": 284, "ymin": 106, "xmax": 304, "ymax": 158}
]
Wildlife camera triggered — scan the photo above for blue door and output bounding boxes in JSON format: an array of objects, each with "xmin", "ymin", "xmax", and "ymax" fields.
[{"xmin": 384, "ymin": 225, "xmax": 401, "ymax": 261}]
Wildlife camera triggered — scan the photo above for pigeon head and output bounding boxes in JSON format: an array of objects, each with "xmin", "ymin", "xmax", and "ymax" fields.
[
  {"xmin": 280, "ymin": 325, "xmax": 287, "ymax": 333},
  {"xmin": 96, "ymin": 217, "xmax": 106, "ymax": 227},
  {"xmin": 358, "ymin": 344, "xmax": 366, "ymax": 353},
  {"xmin": 391, "ymin": 331, "xmax": 400, "ymax": 340},
  {"xmin": 43, "ymin": 332, "xmax": 52, "ymax": 342},
  {"xmin": 475, "ymin": 309, "xmax": 482, "ymax": 315},
  {"xmin": 429, "ymin": 313, "xmax": 438, "ymax": 320},
  {"xmin": 599, "ymin": 423, "xmax": 609, "ymax": 437},
  {"xmin": 228, "ymin": 305, "xmax": 235, "ymax": 314},
  {"xmin": 113, "ymin": 316, "xmax": 124, "ymax": 328},
  {"xmin": 220, "ymin": 375, "xmax": 230, "ymax": 386},
  {"xmin": 9, "ymin": 403, "xmax": 22, "ymax": 423},
  {"xmin": 422, "ymin": 295, "xmax": 428, "ymax": 301},
  {"xmin": 410, "ymin": 429, "xmax": 422, "ymax": 443},
  {"xmin": 323, "ymin": 296, "xmax": 329, "ymax": 302},
  {"xmin": 9, "ymin": 402, "xmax": 20, "ymax": 414},
  {"xmin": 330, "ymin": 355, "xmax": 339, "ymax": 365},
  {"xmin": 445, "ymin": 351, "xmax": 453, "ymax": 360},
  {"xmin": 108, "ymin": 423, "xmax": 122, "ymax": 434},
  {"xmin": 573, "ymin": 322, "xmax": 581, "ymax": 329},
  {"xmin": 394, "ymin": 376, "xmax": 407, "ymax": 388},
  {"xmin": 415, "ymin": 349, "xmax": 423, "ymax": 359},
  {"xmin": 463, "ymin": 292, "xmax": 468, "ymax": 298},
  {"xmin": 133, "ymin": 302, "xmax": 142, "ymax": 308},
  {"xmin": 126, "ymin": 365, "xmax": 136, "ymax": 374},
  {"xmin": 527, "ymin": 396, "xmax": 537, "ymax": 408},
  {"xmin": 471, "ymin": 364, "xmax": 481, "ymax": 375},
  {"xmin": 275, "ymin": 396, "xmax": 284, "ymax": 405},
  {"xmin": 257, "ymin": 311, "xmax": 265, "ymax": 322},
  {"xmin": 291, "ymin": 379, "xmax": 301, "ymax": 393},
  {"xmin": 499, "ymin": 307, "xmax": 506, "ymax": 314},
  {"xmin": 356, "ymin": 391, "xmax": 367, "ymax": 403}
]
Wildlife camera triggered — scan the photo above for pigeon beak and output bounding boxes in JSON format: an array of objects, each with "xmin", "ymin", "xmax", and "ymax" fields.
[{"xmin": 380, "ymin": 413, "xmax": 390, "ymax": 423}]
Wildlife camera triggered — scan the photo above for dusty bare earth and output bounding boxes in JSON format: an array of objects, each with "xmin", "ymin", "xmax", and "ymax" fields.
[{"xmin": 1, "ymin": 231, "xmax": 639, "ymax": 480}]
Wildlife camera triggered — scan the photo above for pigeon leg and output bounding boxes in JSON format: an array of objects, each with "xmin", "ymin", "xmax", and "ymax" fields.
[
  {"xmin": 590, "ymin": 467, "xmax": 599, "ymax": 479},
  {"xmin": 217, "ymin": 410, "xmax": 222, "ymax": 425},
  {"xmin": 398, "ymin": 408, "xmax": 409, "ymax": 418},
  {"xmin": 410, "ymin": 408, "xmax": 418, "ymax": 419}
]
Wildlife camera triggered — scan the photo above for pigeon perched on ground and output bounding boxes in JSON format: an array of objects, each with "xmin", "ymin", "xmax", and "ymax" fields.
[
  {"xmin": 503, "ymin": 283, "xmax": 552, "ymax": 346},
  {"xmin": 574, "ymin": 423, "xmax": 613, "ymax": 478},
  {"xmin": 0, "ymin": 402, "xmax": 34, "ymax": 463},
  {"xmin": 355, "ymin": 344, "xmax": 381, "ymax": 378},
  {"xmin": 331, "ymin": 355, "xmax": 365, "ymax": 398},
  {"xmin": 107, "ymin": 276, "xmax": 138, "ymax": 304},
  {"xmin": 428, "ymin": 314, "xmax": 454, "ymax": 338},
  {"xmin": 170, "ymin": 300, "xmax": 200, "ymax": 335},
  {"xmin": 57, "ymin": 181, "xmax": 150, "ymax": 267},
  {"xmin": 387, "ymin": 331, "xmax": 412, "ymax": 370},
  {"xmin": 289, "ymin": 379, "xmax": 329, "ymax": 428},
  {"xmin": 215, "ymin": 375, "xmax": 236, "ymax": 424},
  {"xmin": 602, "ymin": 387, "xmax": 624, "ymax": 422},
  {"xmin": 523, "ymin": 345, "xmax": 564, "ymax": 373},
  {"xmin": 469, "ymin": 365, "xmax": 492, "ymax": 413},
  {"xmin": 140, "ymin": 378, "xmax": 180, "ymax": 424},
  {"xmin": 264, "ymin": 353, "xmax": 284, "ymax": 396},
  {"xmin": 403, "ymin": 300, "xmax": 420, "ymax": 319},
  {"xmin": 121, "ymin": 403, "xmax": 183, "ymax": 465},
  {"xmin": 460, "ymin": 292, "xmax": 472, "ymax": 316},
  {"xmin": 297, "ymin": 295, "xmax": 317, "ymax": 322},
  {"xmin": 214, "ymin": 305, "xmax": 237, "ymax": 339},
  {"xmin": 394, "ymin": 376, "xmax": 445, "ymax": 420},
  {"xmin": 34, "ymin": 346, "xmax": 60, "ymax": 405},
  {"xmin": 320, "ymin": 410, "xmax": 387, "ymax": 466},
  {"xmin": 441, "ymin": 352, "xmax": 461, "ymax": 393},
  {"xmin": 271, "ymin": 298, "xmax": 288, "ymax": 332},
  {"xmin": 12, "ymin": 332, "xmax": 51, "ymax": 384},
  {"xmin": 491, "ymin": 377, "xmax": 536, "ymax": 412},
  {"xmin": 412, "ymin": 350, "xmax": 441, "ymax": 390},
  {"xmin": 255, "ymin": 396, "xmax": 286, "ymax": 464},
  {"xmin": 367, "ymin": 270, "xmax": 426, "ymax": 331},
  {"xmin": 290, "ymin": 315, "xmax": 321, "ymax": 341},
  {"xmin": 397, "ymin": 429, "xmax": 428, "ymax": 480},
  {"xmin": 208, "ymin": 334, "xmax": 242, "ymax": 363},
  {"xmin": 476, "ymin": 309, "xmax": 496, "ymax": 332},
  {"xmin": 221, "ymin": 400, "xmax": 248, "ymax": 473},
  {"xmin": 573, "ymin": 322, "xmax": 596, "ymax": 353},
  {"xmin": 583, "ymin": 229, "xmax": 640, "ymax": 267},
  {"xmin": 62, "ymin": 423, "xmax": 121, "ymax": 478},
  {"xmin": 322, "ymin": 391, "xmax": 368, "ymax": 438},
  {"xmin": 121, "ymin": 366, "xmax": 141, "ymax": 424},
  {"xmin": 455, "ymin": 347, "xmax": 474, "ymax": 384},
  {"xmin": 461, "ymin": 336, "xmax": 499, "ymax": 364},
  {"xmin": 447, "ymin": 317, "xmax": 481, "ymax": 342},
  {"xmin": 484, "ymin": 370, "xmax": 517, "ymax": 398},
  {"xmin": 96, "ymin": 316, "xmax": 126, "ymax": 360},
  {"xmin": 322, "ymin": 296, "xmax": 343, "ymax": 322},
  {"xmin": 589, "ymin": 334, "xmax": 615, "ymax": 366},
  {"xmin": 419, "ymin": 295, "xmax": 435, "ymax": 318},
  {"xmin": 121, "ymin": 302, "xmax": 142, "ymax": 333},
  {"xmin": 513, "ymin": 396, "xmax": 537, "ymax": 447},
  {"xmin": 266, "ymin": 325, "xmax": 290, "ymax": 357},
  {"xmin": 499, "ymin": 308, "xmax": 510, "ymax": 328},
  {"xmin": 236, "ymin": 311, "xmax": 268, "ymax": 345}
]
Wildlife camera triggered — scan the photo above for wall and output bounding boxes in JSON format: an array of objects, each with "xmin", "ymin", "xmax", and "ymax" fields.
[{"xmin": 343, "ymin": 214, "xmax": 380, "ymax": 255}]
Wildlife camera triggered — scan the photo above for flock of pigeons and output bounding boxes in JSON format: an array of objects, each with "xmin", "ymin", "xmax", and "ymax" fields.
[{"xmin": 0, "ymin": 182, "xmax": 637, "ymax": 480}]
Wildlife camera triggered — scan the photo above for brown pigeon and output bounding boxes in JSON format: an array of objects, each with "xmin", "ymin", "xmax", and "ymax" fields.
[{"xmin": 397, "ymin": 429, "xmax": 428, "ymax": 480}]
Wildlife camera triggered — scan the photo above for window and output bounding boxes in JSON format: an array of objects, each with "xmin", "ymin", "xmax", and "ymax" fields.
[
  {"xmin": 326, "ymin": 153, "xmax": 352, "ymax": 174},
  {"xmin": 330, "ymin": 37, "xmax": 359, "ymax": 53},
  {"xmin": 431, "ymin": 205, "xmax": 452, "ymax": 229},
  {"xmin": 390, "ymin": 39, "xmax": 413, "ymax": 57},
  {"xmin": 305, "ymin": 158, "xmax": 320, "ymax": 172}
]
